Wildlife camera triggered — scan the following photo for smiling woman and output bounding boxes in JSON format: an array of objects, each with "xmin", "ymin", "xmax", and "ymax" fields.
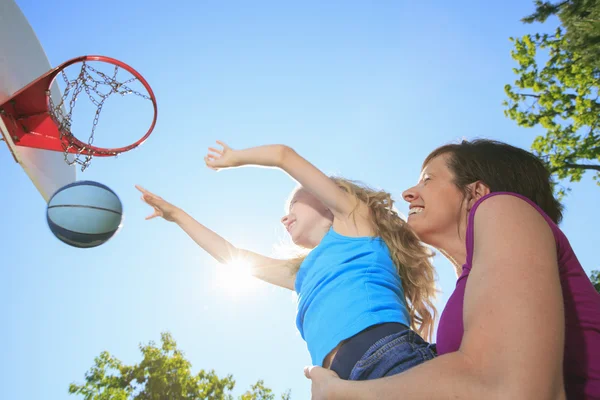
[{"xmin": 304, "ymin": 139, "xmax": 600, "ymax": 400}]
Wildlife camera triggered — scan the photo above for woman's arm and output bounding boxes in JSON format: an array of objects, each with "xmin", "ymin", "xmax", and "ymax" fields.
[{"xmin": 306, "ymin": 194, "xmax": 566, "ymax": 400}]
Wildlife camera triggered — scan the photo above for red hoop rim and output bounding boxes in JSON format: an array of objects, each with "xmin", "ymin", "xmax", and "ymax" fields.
[{"xmin": 46, "ymin": 55, "xmax": 158, "ymax": 155}]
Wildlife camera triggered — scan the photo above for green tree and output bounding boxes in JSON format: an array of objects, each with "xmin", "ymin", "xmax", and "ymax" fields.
[
  {"xmin": 591, "ymin": 270, "xmax": 600, "ymax": 293},
  {"xmin": 69, "ymin": 332, "xmax": 290, "ymax": 400},
  {"xmin": 503, "ymin": 27, "xmax": 600, "ymax": 197},
  {"xmin": 240, "ymin": 381, "xmax": 291, "ymax": 400},
  {"xmin": 522, "ymin": 0, "xmax": 600, "ymax": 68}
]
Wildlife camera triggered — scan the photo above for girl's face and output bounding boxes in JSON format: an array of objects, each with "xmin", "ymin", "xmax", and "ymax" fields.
[
  {"xmin": 401, "ymin": 154, "xmax": 469, "ymax": 248},
  {"xmin": 281, "ymin": 189, "xmax": 333, "ymax": 249}
]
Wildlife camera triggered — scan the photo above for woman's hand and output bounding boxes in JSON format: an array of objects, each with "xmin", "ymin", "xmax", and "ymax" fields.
[
  {"xmin": 136, "ymin": 185, "xmax": 182, "ymax": 222},
  {"xmin": 304, "ymin": 366, "xmax": 345, "ymax": 400}
]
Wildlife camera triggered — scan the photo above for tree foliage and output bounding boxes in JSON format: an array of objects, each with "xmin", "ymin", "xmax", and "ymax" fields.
[
  {"xmin": 591, "ymin": 269, "xmax": 600, "ymax": 293},
  {"xmin": 69, "ymin": 332, "xmax": 291, "ymax": 400},
  {"xmin": 522, "ymin": 0, "xmax": 600, "ymax": 68},
  {"xmin": 504, "ymin": 24, "xmax": 599, "ymax": 197}
]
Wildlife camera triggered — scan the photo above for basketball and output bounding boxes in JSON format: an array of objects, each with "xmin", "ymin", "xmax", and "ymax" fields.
[{"xmin": 46, "ymin": 181, "xmax": 123, "ymax": 248}]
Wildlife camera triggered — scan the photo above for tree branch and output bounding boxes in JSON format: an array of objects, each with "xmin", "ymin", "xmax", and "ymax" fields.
[{"xmin": 562, "ymin": 163, "xmax": 600, "ymax": 171}]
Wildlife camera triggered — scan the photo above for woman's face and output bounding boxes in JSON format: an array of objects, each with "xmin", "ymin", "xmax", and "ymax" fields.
[{"xmin": 402, "ymin": 154, "xmax": 468, "ymax": 248}]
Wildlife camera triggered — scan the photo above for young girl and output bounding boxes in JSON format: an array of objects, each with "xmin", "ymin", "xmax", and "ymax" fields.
[{"xmin": 137, "ymin": 141, "xmax": 437, "ymax": 381}]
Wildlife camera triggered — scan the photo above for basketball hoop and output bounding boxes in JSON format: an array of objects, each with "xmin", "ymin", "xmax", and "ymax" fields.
[{"xmin": 0, "ymin": 55, "xmax": 157, "ymax": 171}]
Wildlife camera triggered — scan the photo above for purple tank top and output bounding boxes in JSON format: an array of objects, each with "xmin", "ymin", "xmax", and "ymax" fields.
[{"xmin": 436, "ymin": 192, "xmax": 600, "ymax": 399}]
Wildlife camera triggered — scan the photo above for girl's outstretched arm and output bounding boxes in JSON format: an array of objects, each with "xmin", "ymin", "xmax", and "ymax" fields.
[
  {"xmin": 205, "ymin": 141, "xmax": 364, "ymax": 225},
  {"xmin": 136, "ymin": 185, "xmax": 296, "ymax": 290}
]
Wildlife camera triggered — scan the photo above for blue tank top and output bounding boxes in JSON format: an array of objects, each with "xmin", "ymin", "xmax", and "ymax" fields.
[{"xmin": 294, "ymin": 227, "xmax": 411, "ymax": 366}]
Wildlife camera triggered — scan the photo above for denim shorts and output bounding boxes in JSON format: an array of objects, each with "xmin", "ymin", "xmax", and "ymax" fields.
[{"xmin": 330, "ymin": 324, "xmax": 437, "ymax": 381}]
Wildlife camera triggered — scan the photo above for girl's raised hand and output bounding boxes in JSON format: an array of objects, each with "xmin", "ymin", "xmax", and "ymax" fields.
[
  {"xmin": 136, "ymin": 185, "xmax": 181, "ymax": 222},
  {"xmin": 204, "ymin": 141, "xmax": 239, "ymax": 170}
]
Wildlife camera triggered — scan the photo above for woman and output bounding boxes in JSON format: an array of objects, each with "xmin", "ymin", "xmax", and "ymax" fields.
[{"xmin": 304, "ymin": 139, "xmax": 600, "ymax": 399}]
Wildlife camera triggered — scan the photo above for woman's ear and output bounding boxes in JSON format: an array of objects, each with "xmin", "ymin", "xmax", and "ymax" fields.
[{"xmin": 465, "ymin": 181, "xmax": 491, "ymax": 211}]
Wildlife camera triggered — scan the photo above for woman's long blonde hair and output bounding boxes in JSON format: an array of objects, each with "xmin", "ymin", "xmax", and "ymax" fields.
[{"xmin": 287, "ymin": 177, "xmax": 438, "ymax": 341}]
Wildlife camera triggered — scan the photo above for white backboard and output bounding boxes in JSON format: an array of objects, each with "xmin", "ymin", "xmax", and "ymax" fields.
[{"xmin": 0, "ymin": 0, "xmax": 75, "ymax": 202}]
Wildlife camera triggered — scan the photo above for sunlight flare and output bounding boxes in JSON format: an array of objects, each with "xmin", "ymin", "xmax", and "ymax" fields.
[{"xmin": 213, "ymin": 256, "xmax": 260, "ymax": 297}]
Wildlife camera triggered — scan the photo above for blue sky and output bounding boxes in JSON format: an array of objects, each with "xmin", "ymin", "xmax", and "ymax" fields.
[{"xmin": 1, "ymin": 1, "xmax": 598, "ymax": 399}]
